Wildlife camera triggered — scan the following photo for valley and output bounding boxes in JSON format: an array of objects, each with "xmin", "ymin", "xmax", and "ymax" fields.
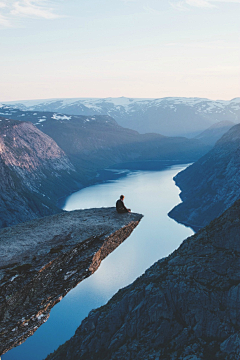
[{"xmin": 1, "ymin": 97, "xmax": 240, "ymax": 360}]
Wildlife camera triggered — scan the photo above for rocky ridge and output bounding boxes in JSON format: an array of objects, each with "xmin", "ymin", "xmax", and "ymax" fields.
[
  {"xmin": 0, "ymin": 207, "xmax": 142, "ymax": 356},
  {"xmin": 46, "ymin": 199, "xmax": 240, "ymax": 360},
  {"xmin": 0, "ymin": 117, "xmax": 81, "ymax": 228},
  {"xmin": 169, "ymin": 123, "xmax": 240, "ymax": 230}
]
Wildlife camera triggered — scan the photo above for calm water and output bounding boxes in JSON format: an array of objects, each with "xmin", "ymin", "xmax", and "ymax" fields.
[{"xmin": 3, "ymin": 165, "xmax": 193, "ymax": 360}]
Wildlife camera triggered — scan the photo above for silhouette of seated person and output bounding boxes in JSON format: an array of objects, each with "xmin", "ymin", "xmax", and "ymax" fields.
[{"xmin": 116, "ymin": 195, "xmax": 131, "ymax": 213}]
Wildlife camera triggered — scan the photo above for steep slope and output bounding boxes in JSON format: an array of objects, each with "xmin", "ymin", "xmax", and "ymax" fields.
[
  {"xmin": 169, "ymin": 123, "xmax": 240, "ymax": 230},
  {"xmin": 3, "ymin": 97, "xmax": 240, "ymax": 137},
  {"xmin": 0, "ymin": 107, "xmax": 210, "ymax": 183},
  {"xmin": 46, "ymin": 199, "xmax": 240, "ymax": 360},
  {"xmin": 0, "ymin": 208, "xmax": 142, "ymax": 355},
  {"xmin": 194, "ymin": 120, "xmax": 235, "ymax": 146},
  {"xmin": 0, "ymin": 117, "xmax": 79, "ymax": 228}
]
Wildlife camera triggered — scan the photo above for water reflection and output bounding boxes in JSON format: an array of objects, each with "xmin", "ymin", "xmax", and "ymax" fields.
[{"xmin": 3, "ymin": 165, "xmax": 193, "ymax": 360}]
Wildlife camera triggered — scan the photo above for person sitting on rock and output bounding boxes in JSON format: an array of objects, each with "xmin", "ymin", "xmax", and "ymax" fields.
[{"xmin": 116, "ymin": 195, "xmax": 131, "ymax": 213}]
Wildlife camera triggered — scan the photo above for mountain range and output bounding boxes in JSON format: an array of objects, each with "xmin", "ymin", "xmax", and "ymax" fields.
[
  {"xmin": 3, "ymin": 96, "xmax": 240, "ymax": 138},
  {"xmin": 0, "ymin": 107, "xmax": 211, "ymax": 183},
  {"xmin": 0, "ymin": 111, "xmax": 211, "ymax": 228}
]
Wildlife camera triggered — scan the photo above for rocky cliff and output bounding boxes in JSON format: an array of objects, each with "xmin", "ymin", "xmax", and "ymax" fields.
[
  {"xmin": 169, "ymin": 123, "xmax": 240, "ymax": 231},
  {"xmin": 0, "ymin": 207, "xmax": 142, "ymax": 356},
  {"xmin": 45, "ymin": 200, "xmax": 240, "ymax": 360},
  {"xmin": 0, "ymin": 117, "xmax": 80, "ymax": 228}
]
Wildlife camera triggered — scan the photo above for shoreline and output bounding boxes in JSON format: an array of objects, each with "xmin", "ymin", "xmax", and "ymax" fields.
[{"xmin": 57, "ymin": 160, "xmax": 191, "ymax": 209}]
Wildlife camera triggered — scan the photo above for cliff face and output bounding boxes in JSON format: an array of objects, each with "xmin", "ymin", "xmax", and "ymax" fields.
[
  {"xmin": 0, "ymin": 207, "xmax": 142, "ymax": 356},
  {"xmin": 169, "ymin": 123, "xmax": 240, "ymax": 230},
  {"xmin": 0, "ymin": 117, "xmax": 79, "ymax": 228},
  {"xmin": 46, "ymin": 200, "xmax": 240, "ymax": 360}
]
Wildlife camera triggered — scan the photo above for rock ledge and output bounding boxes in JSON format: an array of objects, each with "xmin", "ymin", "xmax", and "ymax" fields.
[{"xmin": 0, "ymin": 207, "xmax": 142, "ymax": 356}]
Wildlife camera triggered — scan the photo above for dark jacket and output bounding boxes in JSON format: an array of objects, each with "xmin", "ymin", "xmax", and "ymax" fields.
[{"xmin": 116, "ymin": 199, "xmax": 128, "ymax": 213}]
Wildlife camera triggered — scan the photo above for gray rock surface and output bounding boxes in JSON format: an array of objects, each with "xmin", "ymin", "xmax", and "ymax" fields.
[
  {"xmin": 169, "ymin": 123, "xmax": 240, "ymax": 230},
  {"xmin": 0, "ymin": 207, "xmax": 142, "ymax": 356},
  {"xmin": 0, "ymin": 117, "xmax": 80, "ymax": 228},
  {"xmin": 46, "ymin": 200, "xmax": 240, "ymax": 360}
]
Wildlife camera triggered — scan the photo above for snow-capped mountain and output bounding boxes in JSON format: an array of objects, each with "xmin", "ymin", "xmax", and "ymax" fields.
[{"xmin": 3, "ymin": 97, "xmax": 240, "ymax": 137}]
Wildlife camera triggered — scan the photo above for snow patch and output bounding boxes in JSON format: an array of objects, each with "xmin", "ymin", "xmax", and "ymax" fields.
[{"xmin": 52, "ymin": 114, "xmax": 72, "ymax": 121}]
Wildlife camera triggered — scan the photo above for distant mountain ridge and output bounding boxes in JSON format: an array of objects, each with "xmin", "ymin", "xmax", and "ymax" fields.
[
  {"xmin": 2, "ymin": 96, "xmax": 240, "ymax": 138},
  {"xmin": 194, "ymin": 120, "xmax": 235, "ymax": 147}
]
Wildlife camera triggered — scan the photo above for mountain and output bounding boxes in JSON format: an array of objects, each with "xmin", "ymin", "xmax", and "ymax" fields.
[
  {"xmin": 194, "ymin": 120, "xmax": 235, "ymax": 147},
  {"xmin": 45, "ymin": 198, "xmax": 240, "ymax": 360},
  {"xmin": 3, "ymin": 97, "xmax": 240, "ymax": 138},
  {"xmin": 169, "ymin": 123, "xmax": 240, "ymax": 230},
  {"xmin": 0, "ymin": 117, "xmax": 79, "ymax": 228},
  {"xmin": 0, "ymin": 208, "xmax": 142, "ymax": 356},
  {"xmin": 0, "ymin": 106, "xmax": 211, "ymax": 184}
]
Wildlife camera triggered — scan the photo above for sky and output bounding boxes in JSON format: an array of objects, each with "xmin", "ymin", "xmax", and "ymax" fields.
[{"xmin": 0, "ymin": 0, "xmax": 239, "ymax": 101}]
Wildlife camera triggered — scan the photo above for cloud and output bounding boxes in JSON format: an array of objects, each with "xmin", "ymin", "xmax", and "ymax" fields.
[
  {"xmin": 0, "ymin": 13, "xmax": 11, "ymax": 26},
  {"xmin": 11, "ymin": 0, "xmax": 60, "ymax": 19},
  {"xmin": 0, "ymin": 0, "xmax": 61, "ymax": 26},
  {"xmin": 186, "ymin": 0, "xmax": 215, "ymax": 7},
  {"xmin": 171, "ymin": 0, "xmax": 240, "ymax": 9}
]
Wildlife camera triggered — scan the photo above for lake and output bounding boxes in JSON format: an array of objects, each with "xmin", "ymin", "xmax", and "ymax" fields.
[{"xmin": 3, "ymin": 165, "xmax": 194, "ymax": 360}]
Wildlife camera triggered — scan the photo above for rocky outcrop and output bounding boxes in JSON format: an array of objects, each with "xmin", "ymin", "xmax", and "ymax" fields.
[
  {"xmin": 169, "ymin": 123, "xmax": 240, "ymax": 231},
  {"xmin": 45, "ymin": 200, "xmax": 240, "ymax": 360},
  {"xmin": 0, "ymin": 117, "xmax": 80, "ymax": 228},
  {"xmin": 0, "ymin": 207, "xmax": 142, "ymax": 356}
]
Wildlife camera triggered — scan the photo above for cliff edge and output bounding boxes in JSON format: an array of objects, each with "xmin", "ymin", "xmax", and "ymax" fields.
[
  {"xmin": 0, "ymin": 207, "xmax": 143, "ymax": 356},
  {"xmin": 169, "ymin": 123, "xmax": 240, "ymax": 230},
  {"xmin": 46, "ymin": 200, "xmax": 240, "ymax": 360}
]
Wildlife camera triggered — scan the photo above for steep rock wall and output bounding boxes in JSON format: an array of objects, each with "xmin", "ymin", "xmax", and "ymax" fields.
[
  {"xmin": 169, "ymin": 123, "xmax": 240, "ymax": 230},
  {"xmin": 0, "ymin": 208, "xmax": 143, "ymax": 356},
  {"xmin": 46, "ymin": 200, "xmax": 240, "ymax": 360},
  {"xmin": 0, "ymin": 117, "xmax": 79, "ymax": 228}
]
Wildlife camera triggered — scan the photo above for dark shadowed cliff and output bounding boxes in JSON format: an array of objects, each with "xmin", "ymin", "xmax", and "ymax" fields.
[
  {"xmin": 169, "ymin": 123, "xmax": 240, "ymax": 230},
  {"xmin": 0, "ymin": 117, "xmax": 80, "ymax": 228},
  {"xmin": 45, "ymin": 199, "xmax": 240, "ymax": 360},
  {"xmin": 0, "ymin": 207, "xmax": 142, "ymax": 355}
]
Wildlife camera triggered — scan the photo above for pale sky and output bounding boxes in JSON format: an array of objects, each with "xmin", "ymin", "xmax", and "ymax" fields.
[{"xmin": 0, "ymin": 0, "xmax": 239, "ymax": 101}]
